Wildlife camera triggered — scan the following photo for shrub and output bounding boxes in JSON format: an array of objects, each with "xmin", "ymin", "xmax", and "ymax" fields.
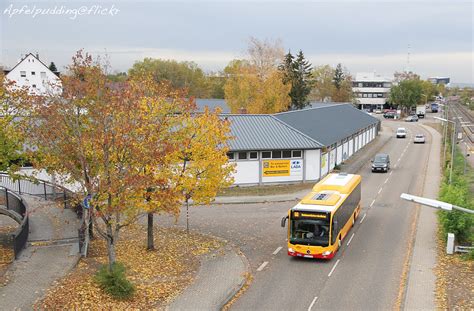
[
  {"xmin": 94, "ymin": 262, "xmax": 135, "ymax": 299},
  {"xmin": 463, "ymin": 249, "xmax": 474, "ymax": 261}
]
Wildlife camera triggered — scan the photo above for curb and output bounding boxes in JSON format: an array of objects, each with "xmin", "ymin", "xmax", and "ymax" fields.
[{"xmin": 219, "ymin": 244, "xmax": 252, "ymax": 310}]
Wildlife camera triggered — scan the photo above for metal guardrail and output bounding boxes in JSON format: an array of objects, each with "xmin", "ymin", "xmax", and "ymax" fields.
[
  {"xmin": 0, "ymin": 187, "xmax": 29, "ymax": 259},
  {"xmin": 455, "ymin": 245, "xmax": 474, "ymax": 253},
  {"xmin": 0, "ymin": 172, "xmax": 86, "ymax": 256}
]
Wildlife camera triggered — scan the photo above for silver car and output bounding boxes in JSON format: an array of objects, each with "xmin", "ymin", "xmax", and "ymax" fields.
[{"xmin": 414, "ymin": 134, "xmax": 425, "ymax": 144}]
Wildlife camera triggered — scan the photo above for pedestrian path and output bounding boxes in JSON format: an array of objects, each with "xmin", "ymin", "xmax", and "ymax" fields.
[{"xmin": 0, "ymin": 195, "xmax": 80, "ymax": 310}]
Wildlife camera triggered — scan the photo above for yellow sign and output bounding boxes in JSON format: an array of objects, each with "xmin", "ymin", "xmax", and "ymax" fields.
[{"xmin": 263, "ymin": 160, "xmax": 290, "ymax": 177}]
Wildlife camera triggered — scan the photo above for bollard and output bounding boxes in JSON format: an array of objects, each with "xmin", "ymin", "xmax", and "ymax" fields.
[{"xmin": 446, "ymin": 233, "xmax": 455, "ymax": 255}]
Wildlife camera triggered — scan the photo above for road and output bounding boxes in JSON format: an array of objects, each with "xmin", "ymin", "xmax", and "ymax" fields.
[{"xmin": 160, "ymin": 117, "xmax": 436, "ymax": 310}]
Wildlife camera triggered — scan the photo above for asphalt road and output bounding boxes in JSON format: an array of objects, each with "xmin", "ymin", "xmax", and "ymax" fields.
[{"xmin": 160, "ymin": 118, "xmax": 435, "ymax": 310}]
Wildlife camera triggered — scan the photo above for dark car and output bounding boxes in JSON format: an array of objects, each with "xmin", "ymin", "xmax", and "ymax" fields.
[
  {"xmin": 371, "ymin": 153, "xmax": 390, "ymax": 172},
  {"xmin": 383, "ymin": 112, "xmax": 395, "ymax": 119}
]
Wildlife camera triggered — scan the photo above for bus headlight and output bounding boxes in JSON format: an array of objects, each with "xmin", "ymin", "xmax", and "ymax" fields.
[
  {"xmin": 288, "ymin": 248, "xmax": 294, "ymax": 253},
  {"xmin": 322, "ymin": 251, "xmax": 332, "ymax": 256}
]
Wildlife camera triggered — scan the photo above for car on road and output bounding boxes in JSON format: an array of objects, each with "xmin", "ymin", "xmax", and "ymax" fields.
[
  {"xmin": 371, "ymin": 153, "xmax": 390, "ymax": 172},
  {"xmin": 396, "ymin": 127, "xmax": 407, "ymax": 138},
  {"xmin": 405, "ymin": 115, "xmax": 418, "ymax": 122},
  {"xmin": 414, "ymin": 134, "xmax": 426, "ymax": 144},
  {"xmin": 374, "ymin": 109, "xmax": 383, "ymax": 114},
  {"xmin": 384, "ymin": 111, "xmax": 396, "ymax": 119}
]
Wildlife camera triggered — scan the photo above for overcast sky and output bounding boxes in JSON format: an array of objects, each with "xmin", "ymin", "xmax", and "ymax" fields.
[{"xmin": 1, "ymin": 0, "xmax": 473, "ymax": 83}]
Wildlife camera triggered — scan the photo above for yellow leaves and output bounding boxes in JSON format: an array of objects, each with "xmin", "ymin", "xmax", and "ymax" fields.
[{"xmin": 36, "ymin": 224, "xmax": 225, "ymax": 309}]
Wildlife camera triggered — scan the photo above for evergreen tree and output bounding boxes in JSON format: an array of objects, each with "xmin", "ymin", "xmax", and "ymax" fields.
[
  {"xmin": 278, "ymin": 50, "xmax": 313, "ymax": 110},
  {"xmin": 48, "ymin": 62, "xmax": 58, "ymax": 72},
  {"xmin": 333, "ymin": 63, "xmax": 344, "ymax": 90}
]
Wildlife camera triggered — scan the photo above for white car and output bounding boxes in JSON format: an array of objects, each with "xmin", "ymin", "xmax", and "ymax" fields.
[
  {"xmin": 396, "ymin": 128, "xmax": 407, "ymax": 138},
  {"xmin": 414, "ymin": 134, "xmax": 426, "ymax": 144}
]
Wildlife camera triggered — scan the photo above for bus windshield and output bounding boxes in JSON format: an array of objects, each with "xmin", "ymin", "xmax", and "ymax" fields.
[{"xmin": 290, "ymin": 218, "xmax": 330, "ymax": 247}]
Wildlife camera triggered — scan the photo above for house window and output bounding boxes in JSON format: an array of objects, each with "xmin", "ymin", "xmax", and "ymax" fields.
[
  {"xmin": 238, "ymin": 152, "xmax": 247, "ymax": 160},
  {"xmin": 20, "ymin": 71, "xmax": 26, "ymax": 77},
  {"xmin": 262, "ymin": 151, "xmax": 271, "ymax": 159},
  {"xmin": 249, "ymin": 151, "xmax": 258, "ymax": 160},
  {"xmin": 227, "ymin": 152, "xmax": 234, "ymax": 160},
  {"xmin": 292, "ymin": 150, "xmax": 302, "ymax": 158},
  {"xmin": 32, "ymin": 84, "xmax": 36, "ymax": 88},
  {"xmin": 282, "ymin": 150, "xmax": 292, "ymax": 158},
  {"xmin": 31, "ymin": 71, "xmax": 35, "ymax": 75},
  {"xmin": 272, "ymin": 150, "xmax": 282, "ymax": 158}
]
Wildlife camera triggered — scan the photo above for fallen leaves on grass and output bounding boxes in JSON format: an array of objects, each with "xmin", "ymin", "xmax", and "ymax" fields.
[
  {"xmin": 435, "ymin": 232, "xmax": 474, "ymax": 309},
  {"xmin": 36, "ymin": 225, "xmax": 224, "ymax": 309}
]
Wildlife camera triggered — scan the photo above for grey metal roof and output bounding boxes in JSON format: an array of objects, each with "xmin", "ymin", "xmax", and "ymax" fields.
[
  {"xmin": 223, "ymin": 115, "xmax": 323, "ymax": 151},
  {"xmin": 196, "ymin": 99, "xmax": 231, "ymax": 114},
  {"xmin": 274, "ymin": 104, "xmax": 379, "ymax": 146}
]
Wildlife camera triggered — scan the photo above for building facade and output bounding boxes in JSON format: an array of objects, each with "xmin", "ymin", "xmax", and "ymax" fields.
[
  {"xmin": 428, "ymin": 77, "xmax": 450, "ymax": 85},
  {"xmin": 4, "ymin": 53, "xmax": 62, "ymax": 96},
  {"xmin": 225, "ymin": 103, "xmax": 380, "ymax": 185},
  {"xmin": 352, "ymin": 72, "xmax": 392, "ymax": 111}
]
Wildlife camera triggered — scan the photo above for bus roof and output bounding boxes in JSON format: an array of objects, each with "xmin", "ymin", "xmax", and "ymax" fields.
[{"xmin": 291, "ymin": 173, "xmax": 361, "ymax": 213}]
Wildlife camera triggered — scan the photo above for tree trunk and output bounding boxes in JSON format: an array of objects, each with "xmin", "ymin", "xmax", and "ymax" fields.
[
  {"xmin": 106, "ymin": 224, "xmax": 116, "ymax": 271},
  {"xmin": 147, "ymin": 212, "xmax": 154, "ymax": 250}
]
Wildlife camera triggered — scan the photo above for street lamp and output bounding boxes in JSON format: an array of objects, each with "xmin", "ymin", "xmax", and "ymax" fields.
[
  {"xmin": 400, "ymin": 193, "xmax": 474, "ymax": 214},
  {"xmin": 434, "ymin": 116, "xmax": 457, "ymax": 184}
]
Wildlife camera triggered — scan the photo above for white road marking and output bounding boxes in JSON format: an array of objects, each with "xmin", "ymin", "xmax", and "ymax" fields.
[
  {"xmin": 273, "ymin": 246, "xmax": 283, "ymax": 255},
  {"xmin": 360, "ymin": 213, "xmax": 367, "ymax": 223},
  {"xmin": 347, "ymin": 233, "xmax": 355, "ymax": 246},
  {"xmin": 384, "ymin": 178, "xmax": 389, "ymax": 184},
  {"xmin": 308, "ymin": 296, "xmax": 318, "ymax": 311},
  {"xmin": 328, "ymin": 259, "xmax": 341, "ymax": 277},
  {"xmin": 370, "ymin": 199, "xmax": 375, "ymax": 207},
  {"xmin": 378, "ymin": 188, "xmax": 383, "ymax": 195},
  {"xmin": 390, "ymin": 171, "xmax": 393, "ymax": 176},
  {"xmin": 257, "ymin": 261, "xmax": 269, "ymax": 272}
]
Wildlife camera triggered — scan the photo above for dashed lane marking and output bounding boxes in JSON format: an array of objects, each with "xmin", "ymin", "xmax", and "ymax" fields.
[
  {"xmin": 384, "ymin": 178, "xmax": 389, "ymax": 184},
  {"xmin": 347, "ymin": 233, "xmax": 355, "ymax": 246},
  {"xmin": 360, "ymin": 213, "xmax": 367, "ymax": 223},
  {"xmin": 378, "ymin": 188, "xmax": 383, "ymax": 195},
  {"xmin": 328, "ymin": 259, "xmax": 341, "ymax": 277},
  {"xmin": 308, "ymin": 296, "xmax": 318, "ymax": 311},
  {"xmin": 390, "ymin": 171, "xmax": 393, "ymax": 176},
  {"xmin": 257, "ymin": 261, "xmax": 269, "ymax": 272},
  {"xmin": 273, "ymin": 246, "xmax": 283, "ymax": 255},
  {"xmin": 370, "ymin": 199, "xmax": 375, "ymax": 207}
]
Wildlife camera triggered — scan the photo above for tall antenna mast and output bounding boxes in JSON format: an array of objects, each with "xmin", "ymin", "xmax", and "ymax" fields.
[{"xmin": 406, "ymin": 44, "xmax": 411, "ymax": 73}]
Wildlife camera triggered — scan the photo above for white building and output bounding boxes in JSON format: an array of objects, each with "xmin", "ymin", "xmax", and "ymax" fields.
[
  {"xmin": 225, "ymin": 103, "xmax": 380, "ymax": 185},
  {"xmin": 4, "ymin": 53, "xmax": 62, "ymax": 96},
  {"xmin": 352, "ymin": 72, "xmax": 392, "ymax": 111}
]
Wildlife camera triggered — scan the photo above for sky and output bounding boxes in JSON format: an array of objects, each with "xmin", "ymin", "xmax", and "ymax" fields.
[{"xmin": 1, "ymin": 0, "xmax": 473, "ymax": 83}]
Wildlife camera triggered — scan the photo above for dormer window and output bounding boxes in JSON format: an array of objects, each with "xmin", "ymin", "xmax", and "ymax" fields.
[{"xmin": 20, "ymin": 71, "xmax": 26, "ymax": 77}]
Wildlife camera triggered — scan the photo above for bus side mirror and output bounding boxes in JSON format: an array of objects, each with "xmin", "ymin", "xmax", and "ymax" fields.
[{"xmin": 281, "ymin": 216, "xmax": 288, "ymax": 227}]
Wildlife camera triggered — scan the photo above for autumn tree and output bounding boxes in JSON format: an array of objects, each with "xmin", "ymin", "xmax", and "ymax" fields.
[
  {"xmin": 224, "ymin": 38, "xmax": 290, "ymax": 113},
  {"xmin": 310, "ymin": 65, "xmax": 335, "ymax": 101},
  {"xmin": 129, "ymin": 58, "xmax": 211, "ymax": 98},
  {"xmin": 20, "ymin": 51, "xmax": 196, "ymax": 270},
  {"xmin": 0, "ymin": 72, "xmax": 29, "ymax": 173},
  {"xmin": 167, "ymin": 108, "xmax": 235, "ymax": 232}
]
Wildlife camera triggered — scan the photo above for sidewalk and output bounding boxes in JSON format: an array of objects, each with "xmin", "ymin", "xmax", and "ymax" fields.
[
  {"xmin": 0, "ymin": 195, "xmax": 80, "ymax": 310},
  {"xmin": 167, "ymin": 244, "xmax": 248, "ymax": 311},
  {"xmin": 403, "ymin": 124, "xmax": 440, "ymax": 310}
]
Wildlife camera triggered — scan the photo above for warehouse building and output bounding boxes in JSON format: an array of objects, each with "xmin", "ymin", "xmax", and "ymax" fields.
[{"xmin": 225, "ymin": 103, "xmax": 379, "ymax": 185}]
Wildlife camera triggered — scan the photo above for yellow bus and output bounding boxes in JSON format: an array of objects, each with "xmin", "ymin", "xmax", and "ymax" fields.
[{"xmin": 281, "ymin": 173, "xmax": 361, "ymax": 259}]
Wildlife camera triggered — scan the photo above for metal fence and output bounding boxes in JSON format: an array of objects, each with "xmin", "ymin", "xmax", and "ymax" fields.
[
  {"xmin": 0, "ymin": 187, "xmax": 29, "ymax": 259},
  {"xmin": 0, "ymin": 173, "xmax": 85, "ymax": 257}
]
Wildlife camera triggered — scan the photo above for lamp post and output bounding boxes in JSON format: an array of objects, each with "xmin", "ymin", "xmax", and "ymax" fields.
[
  {"xmin": 435, "ymin": 116, "xmax": 456, "ymax": 184},
  {"xmin": 400, "ymin": 193, "xmax": 474, "ymax": 214}
]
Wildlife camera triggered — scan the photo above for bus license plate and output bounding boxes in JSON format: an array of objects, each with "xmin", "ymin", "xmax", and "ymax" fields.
[{"xmin": 304, "ymin": 255, "xmax": 312, "ymax": 258}]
